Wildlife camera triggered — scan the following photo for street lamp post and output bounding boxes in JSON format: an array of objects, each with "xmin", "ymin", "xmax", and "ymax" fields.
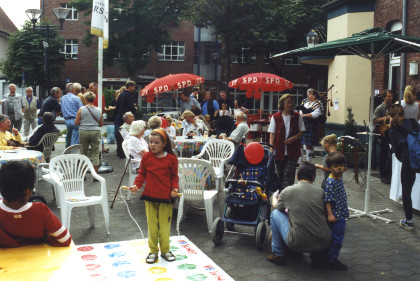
[
  {"xmin": 306, "ymin": 30, "xmax": 319, "ymax": 47},
  {"xmin": 25, "ymin": 8, "xmax": 69, "ymax": 98}
]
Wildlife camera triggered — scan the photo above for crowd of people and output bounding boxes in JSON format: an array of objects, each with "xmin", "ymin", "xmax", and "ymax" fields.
[{"xmin": 1, "ymin": 81, "xmax": 418, "ymax": 274}]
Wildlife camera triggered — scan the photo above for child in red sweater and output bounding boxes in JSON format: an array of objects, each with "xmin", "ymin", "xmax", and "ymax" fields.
[
  {"xmin": 0, "ymin": 161, "xmax": 71, "ymax": 247},
  {"xmin": 130, "ymin": 129, "xmax": 179, "ymax": 264}
]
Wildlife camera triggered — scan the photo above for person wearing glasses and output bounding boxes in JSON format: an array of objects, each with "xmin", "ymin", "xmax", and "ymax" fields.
[{"xmin": 22, "ymin": 87, "xmax": 40, "ymax": 137}]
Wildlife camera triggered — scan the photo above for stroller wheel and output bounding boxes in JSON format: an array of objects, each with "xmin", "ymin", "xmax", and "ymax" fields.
[
  {"xmin": 255, "ymin": 221, "xmax": 268, "ymax": 250},
  {"xmin": 211, "ymin": 217, "xmax": 224, "ymax": 245},
  {"xmin": 225, "ymin": 207, "xmax": 235, "ymax": 231}
]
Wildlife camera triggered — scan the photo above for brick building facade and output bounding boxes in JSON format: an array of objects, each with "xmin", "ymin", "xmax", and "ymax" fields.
[{"xmin": 374, "ymin": 0, "xmax": 420, "ymax": 95}]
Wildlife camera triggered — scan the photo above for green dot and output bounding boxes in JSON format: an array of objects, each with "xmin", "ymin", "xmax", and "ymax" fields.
[
  {"xmin": 177, "ymin": 263, "xmax": 197, "ymax": 270},
  {"xmin": 187, "ymin": 274, "xmax": 207, "ymax": 281},
  {"xmin": 175, "ymin": 255, "xmax": 188, "ymax": 261},
  {"xmin": 170, "ymin": 246, "xmax": 179, "ymax": 252}
]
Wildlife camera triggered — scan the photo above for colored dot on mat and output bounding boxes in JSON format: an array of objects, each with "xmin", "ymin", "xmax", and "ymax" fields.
[
  {"xmin": 112, "ymin": 261, "xmax": 131, "ymax": 267},
  {"xmin": 156, "ymin": 278, "xmax": 174, "ymax": 281},
  {"xmin": 170, "ymin": 246, "xmax": 179, "ymax": 252},
  {"xmin": 187, "ymin": 274, "xmax": 208, "ymax": 281},
  {"xmin": 104, "ymin": 243, "xmax": 121, "ymax": 249},
  {"xmin": 129, "ymin": 240, "xmax": 147, "ymax": 247},
  {"xmin": 117, "ymin": 271, "xmax": 137, "ymax": 278},
  {"xmin": 177, "ymin": 264, "xmax": 197, "ymax": 270},
  {"xmin": 85, "ymin": 264, "xmax": 101, "ymax": 271},
  {"xmin": 148, "ymin": 267, "xmax": 167, "ymax": 274},
  {"xmin": 90, "ymin": 274, "xmax": 107, "ymax": 281},
  {"xmin": 77, "ymin": 246, "xmax": 94, "ymax": 252},
  {"xmin": 108, "ymin": 251, "xmax": 126, "ymax": 258},
  {"xmin": 81, "ymin": 254, "xmax": 98, "ymax": 261},
  {"xmin": 175, "ymin": 255, "xmax": 188, "ymax": 261}
]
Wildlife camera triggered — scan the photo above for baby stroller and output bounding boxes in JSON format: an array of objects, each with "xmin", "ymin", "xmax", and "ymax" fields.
[{"xmin": 211, "ymin": 142, "xmax": 278, "ymax": 249}]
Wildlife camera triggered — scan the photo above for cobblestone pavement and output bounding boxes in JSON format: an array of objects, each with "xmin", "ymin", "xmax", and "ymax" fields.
[{"xmin": 37, "ymin": 143, "xmax": 420, "ymax": 281}]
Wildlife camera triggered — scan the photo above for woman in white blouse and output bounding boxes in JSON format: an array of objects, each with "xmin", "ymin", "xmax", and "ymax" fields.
[
  {"xmin": 127, "ymin": 120, "xmax": 149, "ymax": 173},
  {"xmin": 299, "ymin": 88, "xmax": 323, "ymax": 163}
]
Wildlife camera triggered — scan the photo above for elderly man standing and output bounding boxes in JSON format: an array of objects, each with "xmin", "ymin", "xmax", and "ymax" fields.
[
  {"xmin": 219, "ymin": 112, "xmax": 249, "ymax": 146},
  {"xmin": 201, "ymin": 92, "xmax": 219, "ymax": 121},
  {"xmin": 119, "ymin": 111, "xmax": 135, "ymax": 140},
  {"xmin": 180, "ymin": 92, "xmax": 201, "ymax": 114},
  {"xmin": 61, "ymin": 83, "xmax": 83, "ymax": 147},
  {"xmin": 268, "ymin": 162, "xmax": 331, "ymax": 267},
  {"xmin": 115, "ymin": 81, "xmax": 137, "ymax": 158},
  {"xmin": 38, "ymin": 87, "xmax": 61, "ymax": 125},
  {"xmin": 2, "ymin": 83, "xmax": 24, "ymax": 132},
  {"xmin": 22, "ymin": 87, "xmax": 40, "ymax": 137}
]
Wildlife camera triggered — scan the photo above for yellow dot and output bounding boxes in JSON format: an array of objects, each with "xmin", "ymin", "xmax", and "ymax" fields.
[
  {"xmin": 148, "ymin": 267, "xmax": 167, "ymax": 274},
  {"xmin": 129, "ymin": 240, "xmax": 147, "ymax": 247},
  {"xmin": 156, "ymin": 279, "xmax": 173, "ymax": 281}
]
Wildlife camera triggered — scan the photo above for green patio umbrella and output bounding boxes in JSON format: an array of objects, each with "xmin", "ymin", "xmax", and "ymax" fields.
[{"xmin": 272, "ymin": 27, "xmax": 420, "ymax": 223}]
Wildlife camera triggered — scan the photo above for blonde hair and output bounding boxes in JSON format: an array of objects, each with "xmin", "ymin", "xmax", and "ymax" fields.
[
  {"xmin": 148, "ymin": 116, "xmax": 162, "ymax": 130},
  {"xmin": 165, "ymin": 115, "xmax": 173, "ymax": 123},
  {"xmin": 403, "ymin": 85, "xmax": 416, "ymax": 105},
  {"xmin": 320, "ymin": 134, "xmax": 337, "ymax": 146},
  {"xmin": 84, "ymin": 91, "xmax": 96, "ymax": 102},
  {"xmin": 182, "ymin": 110, "xmax": 195, "ymax": 118},
  {"xmin": 389, "ymin": 104, "xmax": 404, "ymax": 127}
]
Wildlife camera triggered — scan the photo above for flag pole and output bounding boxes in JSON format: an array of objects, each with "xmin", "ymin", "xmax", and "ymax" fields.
[{"xmin": 98, "ymin": 36, "xmax": 103, "ymax": 114}]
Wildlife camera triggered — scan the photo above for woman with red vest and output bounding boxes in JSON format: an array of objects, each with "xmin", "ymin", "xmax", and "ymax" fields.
[{"xmin": 268, "ymin": 94, "xmax": 306, "ymax": 191}]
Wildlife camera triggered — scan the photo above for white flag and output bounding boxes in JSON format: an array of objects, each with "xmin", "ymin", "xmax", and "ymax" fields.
[{"xmin": 90, "ymin": 0, "xmax": 109, "ymax": 49}]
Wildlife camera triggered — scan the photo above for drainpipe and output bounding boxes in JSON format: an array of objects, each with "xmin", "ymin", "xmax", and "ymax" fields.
[
  {"xmin": 197, "ymin": 27, "xmax": 201, "ymax": 76},
  {"xmin": 399, "ymin": 0, "xmax": 407, "ymax": 101}
]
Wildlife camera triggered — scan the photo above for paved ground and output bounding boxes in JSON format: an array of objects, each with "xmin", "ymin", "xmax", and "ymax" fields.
[{"xmin": 36, "ymin": 142, "xmax": 420, "ymax": 281}]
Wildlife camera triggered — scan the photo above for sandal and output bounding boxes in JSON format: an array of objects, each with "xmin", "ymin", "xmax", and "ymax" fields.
[
  {"xmin": 161, "ymin": 252, "xmax": 175, "ymax": 262},
  {"xmin": 146, "ymin": 253, "xmax": 158, "ymax": 264}
]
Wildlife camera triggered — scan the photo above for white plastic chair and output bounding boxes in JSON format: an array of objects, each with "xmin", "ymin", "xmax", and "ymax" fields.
[
  {"xmin": 192, "ymin": 139, "xmax": 235, "ymax": 214},
  {"xmin": 48, "ymin": 154, "xmax": 110, "ymax": 234},
  {"xmin": 177, "ymin": 158, "xmax": 218, "ymax": 233},
  {"xmin": 62, "ymin": 144, "xmax": 82, "ymax": 155},
  {"xmin": 26, "ymin": 132, "xmax": 61, "ymax": 162},
  {"xmin": 122, "ymin": 139, "xmax": 139, "ymax": 200}
]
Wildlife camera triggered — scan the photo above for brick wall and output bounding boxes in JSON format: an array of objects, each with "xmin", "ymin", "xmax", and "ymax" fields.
[{"xmin": 374, "ymin": 0, "xmax": 420, "ymax": 93}]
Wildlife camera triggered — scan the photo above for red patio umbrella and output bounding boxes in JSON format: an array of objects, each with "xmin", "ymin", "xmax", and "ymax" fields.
[
  {"xmin": 228, "ymin": 73, "xmax": 293, "ymax": 99},
  {"xmin": 141, "ymin": 73, "xmax": 205, "ymax": 103}
]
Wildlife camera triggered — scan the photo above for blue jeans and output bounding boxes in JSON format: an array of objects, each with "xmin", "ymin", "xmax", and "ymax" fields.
[
  {"xmin": 328, "ymin": 218, "xmax": 346, "ymax": 260},
  {"xmin": 65, "ymin": 118, "xmax": 79, "ymax": 147},
  {"xmin": 270, "ymin": 209, "xmax": 289, "ymax": 257}
]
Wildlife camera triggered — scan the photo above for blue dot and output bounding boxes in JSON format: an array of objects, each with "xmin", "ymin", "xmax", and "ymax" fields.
[
  {"xmin": 104, "ymin": 243, "xmax": 121, "ymax": 249},
  {"xmin": 117, "ymin": 271, "xmax": 136, "ymax": 278},
  {"xmin": 113, "ymin": 261, "xmax": 131, "ymax": 267},
  {"xmin": 108, "ymin": 251, "xmax": 126, "ymax": 258}
]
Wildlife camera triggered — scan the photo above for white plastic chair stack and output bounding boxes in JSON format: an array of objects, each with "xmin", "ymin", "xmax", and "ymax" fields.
[
  {"xmin": 177, "ymin": 158, "xmax": 218, "ymax": 233},
  {"xmin": 48, "ymin": 154, "xmax": 110, "ymax": 234},
  {"xmin": 122, "ymin": 139, "xmax": 139, "ymax": 200},
  {"xmin": 192, "ymin": 139, "xmax": 235, "ymax": 214}
]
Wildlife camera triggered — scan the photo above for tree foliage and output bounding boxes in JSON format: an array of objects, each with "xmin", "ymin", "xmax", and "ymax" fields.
[
  {"xmin": 0, "ymin": 21, "xmax": 65, "ymax": 95},
  {"xmin": 70, "ymin": 0, "xmax": 191, "ymax": 78},
  {"xmin": 189, "ymin": 0, "xmax": 329, "ymax": 79}
]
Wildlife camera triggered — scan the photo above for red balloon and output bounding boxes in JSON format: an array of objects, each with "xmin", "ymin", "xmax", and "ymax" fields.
[
  {"xmin": 254, "ymin": 91, "xmax": 261, "ymax": 100},
  {"xmin": 160, "ymin": 117, "xmax": 168, "ymax": 128},
  {"xmin": 244, "ymin": 142, "xmax": 264, "ymax": 164},
  {"xmin": 245, "ymin": 91, "xmax": 253, "ymax": 98}
]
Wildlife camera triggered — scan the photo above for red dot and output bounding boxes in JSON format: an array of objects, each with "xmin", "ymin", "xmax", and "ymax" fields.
[
  {"xmin": 91, "ymin": 274, "xmax": 107, "ymax": 281},
  {"xmin": 85, "ymin": 264, "xmax": 101, "ymax": 271},
  {"xmin": 77, "ymin": 246, "xmax": 95, "ymax": 252},
  {"xmin": 81, "ymin": 254, "xmax": 98, "ymax": 261}
]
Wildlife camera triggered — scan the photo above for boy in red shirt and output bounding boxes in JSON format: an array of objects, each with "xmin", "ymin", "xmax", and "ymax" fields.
[{"xmin": 0, "ymin": 161, "xmax": 71, "ymax": 247}]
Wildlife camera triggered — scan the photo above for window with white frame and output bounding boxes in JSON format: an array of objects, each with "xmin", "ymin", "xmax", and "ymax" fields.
[
  {"xmin": 232, "ymin": 47, "xmax": 256, "ymax": 64},
  {"xmin": 158, "ymin": 42, "xmax": 185, "ymax": 61},
  {"xmin": 62, "ymin": 39, "xmax": 78, "ymax": 59},
  {"xmin": 60, "ymin": 4, "xmax": 78, "ymax": 20}
]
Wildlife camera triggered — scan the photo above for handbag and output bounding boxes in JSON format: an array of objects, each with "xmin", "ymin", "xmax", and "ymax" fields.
[{"xmin": 6, "ymin": 138, "xmax": 24, "ymax": 147}]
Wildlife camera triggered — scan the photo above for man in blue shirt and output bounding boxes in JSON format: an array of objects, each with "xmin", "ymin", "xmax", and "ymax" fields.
[
  {"xmin": 61, "ymin": 83, "xmax": 83, "ymax": 147},
  {"xmin": 201, "ymin": 92, "xmax": 219, "ymax": 121}
]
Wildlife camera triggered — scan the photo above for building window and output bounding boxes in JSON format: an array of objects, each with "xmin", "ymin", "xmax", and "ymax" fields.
[
  {"xmin": 232, "ymin": 47, "xmax": 256, "ymax": 64},
  {"xmin": 388, "ymin": 21, "xmax": 402, "ymax": 93},
  {"xmin": 62, "ymin": 39, "xmax": 78, "ymax": 59},
  {"xmin": 60, "ymin": 4, "xmax": 78, "ymax": 20},
  {"xmin": 158, "ymin": 42, "xmax": 185, "ymax": 61},
  {"xmin": 284, "ymin": 57, "xmax": 301, "ymax": 65}
]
